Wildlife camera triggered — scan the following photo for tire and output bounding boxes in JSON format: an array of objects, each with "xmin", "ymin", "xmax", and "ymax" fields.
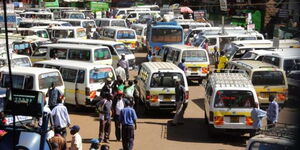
[{"xmin": 198, "ymin": 79, "xmax": 203, "ymax": 85}]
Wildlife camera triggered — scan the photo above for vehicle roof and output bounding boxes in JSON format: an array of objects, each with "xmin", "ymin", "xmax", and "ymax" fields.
[
  {"xmin": 163, "ymin": 44, "xmax": 207, "ymax": 51},
  {"xmin": 208, "ymin": 73, "xmax": 254, "ymax": 89},
  {"xmin": 59, "ymin": 19, "xmax": 95, "ymax": 22},
  {"xmin": 191, "ymin": 26, "xmax": 245, "ymax": 31},
  {"xmin": 0, "ymin": 53, "xmax": 30, "ymax": 59},
  {"xmin": 231, "ymin": 60, "xmax": 282, "ymax": 70},
  {"xmin": 1, "ymin": 66, "xmax": 59, "ymax": 75},
  {"xmin": 34, "ymin": 60, "xmax": 113, "ymax": 69},
  {"xmin": 94, "ymin": 18, "xmax": 126, "ymax": 21},
  {"xmin": 232, "ymin": 40, "xmax": 273, "ymax": 45},
  {"xmin": 130, "ymin": 23, "xmax": 147, "ymax": 27},
  {"xmin": 21, "ymin": 12, "xmax": 53, "ymax": 14},
  {"xmin": 50, "ymin": 26, "xmax": 85, "ymax": 30},
  {"xmin": 128, "ymin": 11, "xmax": 159, "ymax": 13},
  {"xmin": 64, "ymin": 11, "xmax": 84, "ymax": 14},
  {"xmin": 57, "ymin": 38, "xmax": 124, "ymax": 45},
  {"xmin": 42, "ymin": 43, "xmax": 108, "ymax": 49},
  {"xmin": 20, "ymin": 19, "xmax": 69, "ymax": 24},
  {"xmin": 101, "ymin": 26, "xmax": 135, "ymax": 31},
  {"xmin": 142, "ymin": 62, "xmax": 183, "ymax": 72}
]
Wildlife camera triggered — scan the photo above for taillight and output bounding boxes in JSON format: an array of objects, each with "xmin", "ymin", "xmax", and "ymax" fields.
[
  {"xmin": 85, "ymin": 87, "xmax": 90, "ymax": 96},
  {"xmin": 214, "ymin": 116, "xmax": 224, "ymax": 126},
  {"xmin": 186, "ymin": 42, "xmax": 191, "ymax": 46},
  {"xmin": 202, "ymin": 67, "xmax": 209, "ymax": 74},
  {"xmin": 277, "ymin": 93, "xmax": 286, "ymax": 101},
  {"xmin": 90, "ymin": 91, "xmax": 96, "ymax": 99},
  {"xmin": 146, "ymin": 91, "xmax": 150, "ymax": 100},
  {"xmin": 150, "ymin": 95, "xmax": 158, "ymax": 102},
  {"xmin": 154, "ymin": 46, "xmax": 160, "ymax": 51},
  {"xmin": 185, "ymin": 91, "xmax": 189, "ymax": 100},
  {"xmin": 245, "ymin": 117, "xmax": 253, "ymax": 126},
  {"xmin": 131, "ymin": 43, "xmax": 136, "ymax": 48}
]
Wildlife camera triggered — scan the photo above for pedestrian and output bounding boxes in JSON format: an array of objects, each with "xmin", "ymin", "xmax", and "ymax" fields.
[
  {"xmin": 119, "ymin": 100, "xmax": 137, "ymax": 150},
  {"xmin": 172, "ymin": 80, "xmax": 188, "ymax": 126},
  {"xmin": 49, "ymin": 127, "xmax": 67, "ymax": 150},
  {"xmin": 133, "ymin": 79, "xmax": 139, "ymax": 111},
  {"xmin": 118, "ymin": 53, "xmax": 129, "ymax": 80},
  {"xmin": 213, "ymin": 46, "xmax": 219, "ymax": 69},
  {"xmin": 93, "ymin": 27, "xmax": 101, "ymax": 40},
  {"xmin": 146, "ymin": 50, "xmax": 153, "ymax": 62},
  {"xmin": 70, "ymin": 125, "xmax": 82, "ymax": 150},
  {"xmin": 251, "ymin": 102, "xmax": 267, "ymax": 136},
  {"xmin": 217, "ymin": 51, "xmax": 228, "ymax": 72},
  {"xmin": 115, "ymin": 63, "xmax": 126, "ymax": 82},
  {"xmin": 100, "ymin": 78, "xmax": 112, "ymax": 98},
  {"xmin": 117, "ymin": 79, "xmax": 125, "ymax": 93},
  {"xmin": 89, "ymin": 138, "xmax": 100, "ymax": 150},
  {"xmin": 112, "ymin": 91, "xmax": 125, "ymax": 141},
  {"xmin": 178, "ymin": 59, "xmax": 186, "ymax": 72},
  {"xmin": 51, "ymin": 98, "xmax": 71, "ymax": 138},
  {"xmin": 112, "ymin": 75, "xmax": 123, "ymax": 95},
  {"xmin": 46, "ymin": 82, "xmax": 63, "ymax": 110},
  {"xmin": 100, "ymin": 145, "xmax": 110, "ymax": 150},
  {"xmin": 97, "ymin": 93, "xmax": 112, "ymax": 143},
  {"xmin": 124, "ymin": 80, "xmax": 135, "ymax": 106},
  {"xmin": 266, "ymin": 95, "xmax": 279, "ymax": 129}
]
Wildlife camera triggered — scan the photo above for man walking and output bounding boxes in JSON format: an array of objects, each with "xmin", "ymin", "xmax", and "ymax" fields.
[
  {"xmin": 47, "ymin": 82, "xmax": 63, "ymax": 110},
  {"xmin": 178, "ymin": 59, "xmax": 186, "ymax": 72},
  {"xmin": 112, "ymin": 91, "xmax": 125, "ymax": 141},
  {"xmin": 118, "ymin": 53, "xmax": 129, "ymax": 80},
  {"xmin": 172, "ymin": 80, "xmax": 187, "ymax": 126},
  {"xmin": 115, "ymin": 63, "xmax": 126, "ymax": 82},
  {"xmin": 97, "ymin": 93, "xmax": 112, "ymax": 143},
  {"xmin": 267, "ymin": 95, "xmax": 279, "ymax": 129},
  {"xmin": 119, "ymin": 100, "xmax": 137, "ymax": 150},
  {"xmin": 51, "ymin": 98, "xmax": 71, "ymax": 138},
  {"xmin": 251, "ymin": 102, "xmax": 267, "ymax": 136}
]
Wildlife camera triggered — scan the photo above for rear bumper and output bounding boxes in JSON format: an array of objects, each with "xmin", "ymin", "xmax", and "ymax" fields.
[{"xmin": 145, "ymin": 101, "xmax": 176, "ymax": 110}]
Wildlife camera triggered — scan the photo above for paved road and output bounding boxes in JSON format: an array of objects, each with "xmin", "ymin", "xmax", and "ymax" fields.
[{"xmin": 66, "ymin": 51, "xmax": 299, "ymax": 150}]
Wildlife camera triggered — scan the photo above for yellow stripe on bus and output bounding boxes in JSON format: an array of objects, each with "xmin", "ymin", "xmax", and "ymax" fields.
[{"xmin": 213, "ymin": 111, "xmax": 251, "ymax": 117}]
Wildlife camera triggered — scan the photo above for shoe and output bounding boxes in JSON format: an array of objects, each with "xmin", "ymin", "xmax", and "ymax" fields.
[{"xmin": 104, "ymin": 139, "xmax": 110, "ymax": 143}]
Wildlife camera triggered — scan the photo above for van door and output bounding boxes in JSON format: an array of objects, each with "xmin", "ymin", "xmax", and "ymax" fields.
[
  {"xmin": 75, "ymin": 70, "xmax": 85, "ymax": 105},
  {"xmin": 60, "ymin": 68, "xmax": 77, "ymax": 105},
  {"xmin": 137, "ymin": 67, "xmax": 148, "ymax": 102},
  {"xmin": 107, "ymin": 45, "xmax": 119, "ymax": 68},
  {"xmin": 31, "ymin": 47, "xmax": 49, "ymax": 63}
]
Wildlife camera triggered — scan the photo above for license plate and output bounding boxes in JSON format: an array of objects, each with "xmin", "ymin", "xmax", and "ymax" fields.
[
  {"xmin": 260, "ymin": 92, "xmax": 275, "ymax": 98},
  {"xmin": 164, "ymin": 95, "xmax": 172, "ymax": 101},
  {"xmin": 230, "ymin": 116, "xmax": 239, "ymax": 123},
  {"xmin": 192, "ymin": 68, "xmax": 198, "ymax": 72}
]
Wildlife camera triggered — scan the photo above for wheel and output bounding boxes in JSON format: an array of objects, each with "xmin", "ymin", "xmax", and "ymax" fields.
[{"xmin": 198, "ymin": 79, "xmax": 203, "ymax": 85}]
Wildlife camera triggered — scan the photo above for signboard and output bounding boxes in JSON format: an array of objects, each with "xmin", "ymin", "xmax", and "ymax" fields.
[
  {"xmin": 0, "ymin": 4, "xmax": 16, "ymax": 28},
  {"xmin": 219, "ymin": 0, "xmax": 228, "ymax": 11},
  {"xmin": 5, "ymin": 89, "xmax": 44, "ymax": 117}
]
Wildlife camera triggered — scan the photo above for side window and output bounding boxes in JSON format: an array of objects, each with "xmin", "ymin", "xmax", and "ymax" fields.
[
  {"xmin": 76, "ymin": 70, "xmax": 85, "ymax": 84},
  {"xmin": 32, "ymin": 47, "xmax": 47, "ymax": 56},
  {"xmin": 94, "ymin": 48, "xmax": 111, "ymax": 60},
  {"xmin": 61, "ymin": 68, "xmax": 77, "ymax": 83},
  {"xmin": 128, "ymin": 13, "xmax": 137, "ymax": 18},
  {"xmin": 50, "ymin": 48, "xmax": 67, "ymax": 59},
  {"xmin": 174, "ymin": 51, "xmax": 180, "ymax": 62},
  {"xmin": 68, "ymin": 49, "xmax": 90, "ymax": 61},
  {"xmin": 45, "ymin": 64, "xmax": 60, "ymax": 70},
  {"xmin": 139, "ymin": 67, "xmax": 148, "ymax": 82},
  {"xmin": 24, "ymin": 76, "xmax": 34, "ymax": 90},
  {"xmin": 166, "ymin": 50, "xmax": 175, "ymax": 62},
  {"xmin": 263, "ymin": 56, "xmax": 280, "ymax": 67},
  {"xmin": 208, "ymin": 38, "xmax": 217, "ymax": 46},
  {"xmin": 257, "ymin": 56, "xmax": 264, "ymax": 61}
]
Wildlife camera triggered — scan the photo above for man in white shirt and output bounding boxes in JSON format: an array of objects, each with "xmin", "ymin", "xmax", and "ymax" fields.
[
  {"xmin": 70, "ymin": 125, "xmax": 82, "ymax": 150},
  {"xmin": 112, "ymin": 91, "xmax": 125, "ymax": 141},
  {"xmin": 51, "ymin": 99, "xmax": 71, "ymax": 138},
  {"xmin": 118, "ymin": 54, "xmax": 129, "ymax": 80},
  {"xmin": 115, "ymin": 63, "xmax": 126, "ymax": 81}
]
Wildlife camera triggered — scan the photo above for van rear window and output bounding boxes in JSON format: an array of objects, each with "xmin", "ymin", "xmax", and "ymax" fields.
[
  {"xmin": 90, "ymin": 68, "xmax": 114, "ymax": 83},
  {"xmin": 214, "ymin": 90, "xmax": 255, "ymax": 108},
  {"xmin": 39, "ymin": 72, "xmax": 63, "ymax": 89},
  {"xmin": 150, "ymin": 73, "xmax": 184, "ymax": 87},
  {"xmin": 68, "ymin": 49, "xmax": 90, "ymax": 61},
  {"xmin": 111, "ymin": 20, "xmax": 126, "ymax": 27},
  {"xmin": 182, "ymin": 50, "xmax": 207, "ymax": 62},
  {"xmin": 117, "ymin": 30, "xmax": 135, "ymax": 39},
  {"xmin": 94, "ymin": 48, "xmax": 111, "ymax": 60},
  {"xmin": 252, "ymin": 71, "xmax": 285, "ymax": 86},
  {"xmin": 12, "ymin": 58, "xmax": 31, "ymax": 67}
]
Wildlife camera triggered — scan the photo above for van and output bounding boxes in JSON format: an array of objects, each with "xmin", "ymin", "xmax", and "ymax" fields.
[
  {"xmin": 50, "ymin": 26, "xmax": 86, "ymax": 39},
  {"xmin": 226, "ymin": 60, "xmax": 288, "ymax": 107},
  {"xmin": 0, "ymin": 66, "xmax": 64, "ymax": 96},
  {"xmin": 112, "ymin": 7, "xmax": 150, "ymax": 19},
  {"xmin": 18, "ymin": 19, "xmax": 72, "ymax": 28},
  {"xmin": 62, "ymin": 11, "xmax": 85, "ymax": 19},
  {"xmin": 203, "ymin": 73, "xmax": 259, "ymax": 135},
  {"xmin": 33, "ymin": 60, "xmax": 116, "ymax": 106},
  {"xmin": 125, "ymin": 11, "xmax": 160, "ymax": 23},
  {"xmin": 57, "ymin": 39, "xmax": 136, "ymax": 69},
  {"xmin": 130, "ymin": 24, "xmax": 147, "ymax": 50},
  {"xmin": 135, "ymin": 62, "xmax": 189, "ymax": 111},
  {"xmin": 0, "ymin": 53, "xmax": 32, "ymax": 67},
  {"xmin": 59, "ymin": 19, "xmax": 96, "ymax": 28},
  {"xmin": 95, "ymin": 18, "xmax": 127, "ymax": 28},
  {"xmin": 31, "ymin": 43, "xmax": 112, "ymax": 66},
  {"xmin": 20, "ymin": 12, "xmax": 54, "ymax": 20},
  {"xmin": 1, "ymin": 28, "xmax": 49, "ymax": 39},
  {"xmin": 162, "ymin": 45, "xmax": 210, "ymax": 83},
  {"xmin": 99, "ymin": 27, "xmax": 138, "ymax": 52}
]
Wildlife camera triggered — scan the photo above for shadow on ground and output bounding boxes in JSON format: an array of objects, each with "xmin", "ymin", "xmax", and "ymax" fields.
[
  {"xmin": 165, "ymin": 118, "xmax": 248, "ymax": 147},
  {"xmin": 192, "ymin": 98, "xmax": 205, "ymax": 111}
]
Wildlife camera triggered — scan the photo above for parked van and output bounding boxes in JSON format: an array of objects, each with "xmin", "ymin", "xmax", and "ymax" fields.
[
  {"xmin": 50, "ymin": 26, "xmax": 86, "ymax": 39},
  {"xmin": 95, "ymin": 18, "xmax": 127, "ymax": 28},
  {"xmin": 57, "ymin": 39, "xmax": 136, "ymax": 69},
  {"xmin": 18, "ymin": 19, "xmax": 72, "ymax": 28},
  {"xmin": 226, "ymin": 60, "xmax": 288, "ymax": 107},
  {"xmin": 0, "ymin": 53, "xmax": 32, "ymax": 67},
  {"xmin": 1, "ymin": 28, "xmax": 49, "ymax": 39},
  {"xmin": 33, "ymin": 60, "xmax": 116, "ymax": 106},
  {"xmin": 130, "ymin": 24, "xmax": 147, "ymax": 50},
  {"xmin": 99, "ymin": 27, "xmax": 137, "ymax": 52},
  {"xmin": 112, "ymin": 7, "xmax": 150, "ymax": 19},
  {"xmin": 125, "ymin": 11, "xmax": 160, "ymax": 23},
  {"xmin": 59, "ymin": 19, "xmax": 96, "ymax": 28},
  {"xmin": 203, "ymin": 73, "xmax": 258, "ymax": 135},
  {"xmin": 62, "ymin": 11, "xmax": 85, "ymax": 19},
  {"xmin": 0, "ymin": 66, "xmax": 64, "ymax": 96},
  {"xmin": 31, "ymin": 43, "xmax": 112, "ymax": 65},
  {"xmin": 20, "ymin": 12, "xmax": 54, "ymax": 20},
  {"xmin": 135, "ymin": 62, "xmax": 189, "ymax": 111},
  {"xmin": 162, "ymin": 45, "xmax": 210, "ymax": 83}
]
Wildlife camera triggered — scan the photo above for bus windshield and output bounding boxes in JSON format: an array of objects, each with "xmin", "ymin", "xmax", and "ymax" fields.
[
  {"xmin": 151, "ymin": 28, "xmax": 182, "ymax": 43},
  {"xmin": 90, "ymin": 68, "xmax": 114, "ymax": 84}
]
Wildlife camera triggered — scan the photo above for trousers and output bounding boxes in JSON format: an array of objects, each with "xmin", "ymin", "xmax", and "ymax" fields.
[
  {"xmin": 173, "ymin": 101, "xmax": 188, "ymax": 124},
  {"xmin": 114, "ymin": 115, "xmax": 121, "ymax": 141},
  {"xmin": 99, "ymin": 119, "xmax": 111, "ymax": 141},
  {"xmin": 122, "ymin": 125, "xmax": 134, "ymax": 150}
]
